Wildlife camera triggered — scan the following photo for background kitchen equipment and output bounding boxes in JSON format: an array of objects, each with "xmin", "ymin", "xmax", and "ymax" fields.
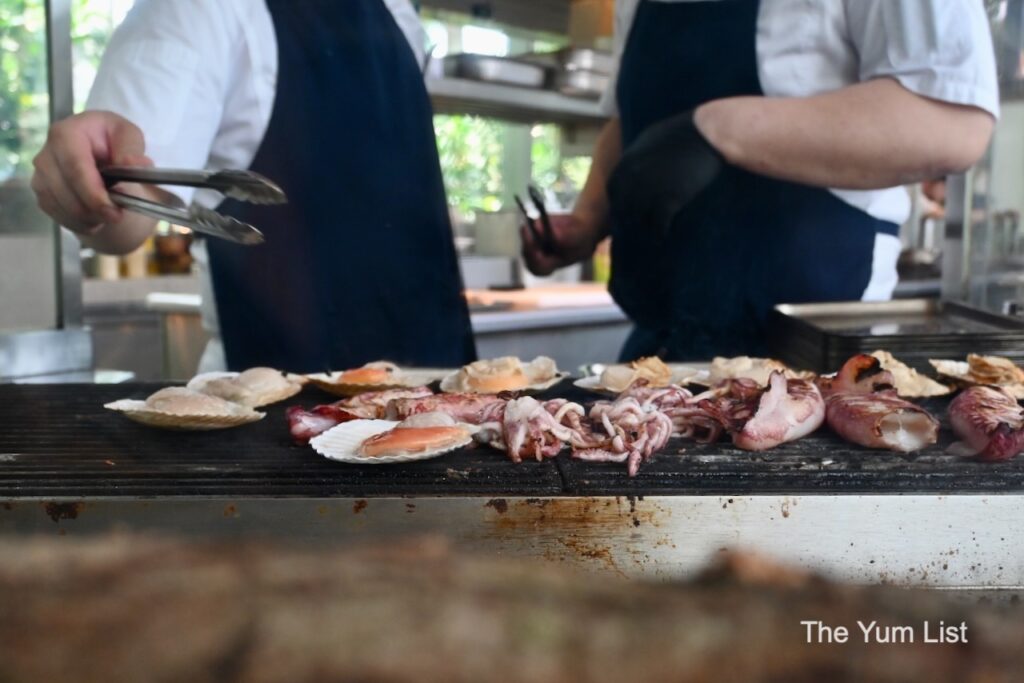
[
  {"xmin": 442, "ymin": 53, "xmax": 548, "ymax": 88},
  {"xmin": 766, "ymin": 299, "xmax": 1024, "ymax": 373}
]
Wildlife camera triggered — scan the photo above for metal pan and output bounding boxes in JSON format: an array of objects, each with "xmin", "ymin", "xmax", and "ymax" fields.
[{"xmin": 766, "ymin": 299, "xmax": 1024, "ymax": 373}]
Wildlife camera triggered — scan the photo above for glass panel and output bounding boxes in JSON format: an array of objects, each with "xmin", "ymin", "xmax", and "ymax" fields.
[{"xmin": 0, "ymin": 0, "xmax": 57, "ymax": 333}]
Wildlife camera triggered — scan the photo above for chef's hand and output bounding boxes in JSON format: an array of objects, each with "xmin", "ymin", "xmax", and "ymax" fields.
[
  {"xmin": 520, "ymin": 212, "xmax": 603, "ymax": 277},
  {"xmin": 31, "ymin": 111, "xmax": 152, "ymax": 235},
  {"xmin": 607, "ymin": 108, "xmax": 724, "ymax": 235}
]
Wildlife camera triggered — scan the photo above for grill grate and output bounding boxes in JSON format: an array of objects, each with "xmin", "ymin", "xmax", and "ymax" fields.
[{"xmin": 1, "ymin": 383, "xmax": 1023, "ymax": 498}]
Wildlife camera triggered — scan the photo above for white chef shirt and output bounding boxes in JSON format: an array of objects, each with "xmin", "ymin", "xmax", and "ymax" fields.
[
  {"xmin": 603, "ymin": 0, "xmax": 1000, "ymax": 301},
  {"xmin": 86, "ymin": 0, "xmax": 426, "ymax": 210},
  {"xmin": 86, "ymin": 0, "xmax": 427, "ymax": 372}
]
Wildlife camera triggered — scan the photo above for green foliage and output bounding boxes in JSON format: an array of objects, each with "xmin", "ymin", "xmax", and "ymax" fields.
[
  {"xmin": 434, "ymin": 114, "xmax": 507, "ymax": 220},
  {"xmin": 0, "ymin": 0, "xmax": 116, "ymax": 180}
]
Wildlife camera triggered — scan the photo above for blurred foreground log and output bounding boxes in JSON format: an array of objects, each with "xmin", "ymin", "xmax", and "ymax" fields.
[{"xmin": 0, "ymin": 535, "xmax": 1021, "ymax": 683}]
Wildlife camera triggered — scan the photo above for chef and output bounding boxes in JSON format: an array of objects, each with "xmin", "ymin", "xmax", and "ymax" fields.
[
  {"xmin": 522, "ymin": 0, "xmax": 999, "ymax": 361},
  {"xmin": 31, "ymin": 0, "xmax": 476, "ymax": 372}
]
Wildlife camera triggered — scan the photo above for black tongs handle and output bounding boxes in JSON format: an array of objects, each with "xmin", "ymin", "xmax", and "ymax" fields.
[{"xmin": 515, "ymin": 185, "xmax": 555, "ymax": 254}]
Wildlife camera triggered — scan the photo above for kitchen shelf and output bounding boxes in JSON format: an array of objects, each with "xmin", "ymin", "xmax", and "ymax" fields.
[{"xmin": 427, "ymin": 76, "xmax": 607, "ymax": 126}]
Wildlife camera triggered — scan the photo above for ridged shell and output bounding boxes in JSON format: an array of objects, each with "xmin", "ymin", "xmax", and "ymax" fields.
[
  {"xmin": 573, "ymin": 364, "xmax": 703, "ymax": 396},
  {"xmin": 187, "ymin": 370, "xmax": 302, "ymax": 407},
  {"xmin": 311, "ymin": 419, "xmax": 472, "ymax": 464},
  {"xmin": 305, "ymin": 369, "xmax": 449, "ymax": 398},
  {"xmin": 103, "ymin": 399, "xmax": 264, "ymax": 430}
]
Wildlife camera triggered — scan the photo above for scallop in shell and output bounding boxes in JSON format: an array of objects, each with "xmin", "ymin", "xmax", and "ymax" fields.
[
  {"xmin": 440, "ymin": 356, "xmax": 566, "ymax": 394},
  {"xmin": 104, "ymin": 387, "xmax": 264, "ymax": 430},
  {"xmin": 188, "ymin": 367, "xmax": 303, "ymax": 407},
  {"xmin": 306, "ymin": 362, "xmax": 445, "ymax": 397},
  {"xmin": 930, "ymin": 356, "xmax": 1024, "ymax": 399},
  {"xmin": 311, "ymin": 414, "xmax": 474, "ymax": 464}
]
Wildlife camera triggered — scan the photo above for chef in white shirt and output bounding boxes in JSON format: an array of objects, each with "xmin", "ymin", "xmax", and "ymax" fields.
[
  {"xmin": 522, "ymin": 0, "xmax": 999, "ymax": 361},
  {"xmin": 31, "ymin": 0, "xmax": 476, "ymax": 373}
]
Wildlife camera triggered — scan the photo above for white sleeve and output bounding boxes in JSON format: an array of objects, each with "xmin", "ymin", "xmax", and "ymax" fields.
[
  {"xmin": 599, "ymin": 0, "xmax": 639, "ymax": 117},
  {"xmin": 844, "ymin": 0, "xmax": 1000, "ymax": 118},
  {"xmin": 85, "ymin": 0, "xmax": 240, "ymax": 204}
]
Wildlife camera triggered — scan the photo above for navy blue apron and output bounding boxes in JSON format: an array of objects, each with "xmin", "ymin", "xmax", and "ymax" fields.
[
  {"xmin": 613, "ymin": 0, "xmax": 899, "ymax": 361},
  {"xmin": 207, "ymin": 0, "xmax": 476, "ymax": 372}
]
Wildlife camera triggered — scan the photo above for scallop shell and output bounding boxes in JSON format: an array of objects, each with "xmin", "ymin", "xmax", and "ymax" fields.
[
  {"xmin": 439, "ymin": 357, "xmax": 567, "ymax": 395},
  {"xmin": 103, "ymin": 399, "xmax": 264, "ymax": 430},
  {"xmin": 573, "ymin": 363, "xmax": 703, "ymax": 396},
  {"xmin": 187, "ymin": 369, "xmax": 303, "ymax": 408},
  {"xmin": 929, "ymin": 358, "xmax": 1024, "ymax": 399},
  {"xmin": 305, "ymin": 369, "xmax": 449, "ymax": 398},
  {"xmin": 310, "ymin": 419, "xmax": 472, "ymax": 464}
]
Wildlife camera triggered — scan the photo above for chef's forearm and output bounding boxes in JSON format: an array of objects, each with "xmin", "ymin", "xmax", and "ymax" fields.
[
  {"xmin": 573, "ymin": 117, "xmax": 622, "ymax": 239},
  {"xmin": 695, "ymin": 78, "xmax": 994, "ymax": 190}
]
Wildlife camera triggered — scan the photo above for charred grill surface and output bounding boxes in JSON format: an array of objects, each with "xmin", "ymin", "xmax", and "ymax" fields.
[{"xmin": 2, "ymin": 382, "xmax": 1024, "ymax": 497}]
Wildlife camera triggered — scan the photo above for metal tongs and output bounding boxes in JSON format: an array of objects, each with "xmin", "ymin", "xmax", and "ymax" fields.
[
  {"xmin": 101, "ymin": 166, "xmax": 288, "ymax": 246},
  {"xmin": 514, "ymin": 184, "xmax": 555, "ymax": 254}
]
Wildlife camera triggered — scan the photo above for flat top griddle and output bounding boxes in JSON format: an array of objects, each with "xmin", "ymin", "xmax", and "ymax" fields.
[{"xmin": 2, "ymin": 381, "xmax": 1024, "ymax": 498}]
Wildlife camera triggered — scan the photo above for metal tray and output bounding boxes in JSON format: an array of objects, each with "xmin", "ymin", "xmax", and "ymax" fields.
[
  {"xmin": 442, "ymin": 54, "xmax": 547, "ymax": 88},
  {"xmin": 520, "ymin": 47, "xmax": 614, "ymax": 75},
  {"xmin": 555, "ymin": 69, "xmax": 609, "ymax": 99},
  {"xmin": 765, "ymin": 299, "xmax": 1024, "ymax": 373}
]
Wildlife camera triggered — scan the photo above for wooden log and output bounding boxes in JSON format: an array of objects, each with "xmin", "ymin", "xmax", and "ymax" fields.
[{"xmin": 0, "ymin": 535, "xmax": 1021, "ymax": 682}]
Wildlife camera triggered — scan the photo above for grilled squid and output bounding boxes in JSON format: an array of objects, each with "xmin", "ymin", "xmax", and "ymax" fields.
[
  {"xmin": 495, "ymin": 397, "xmax": 586, "ymax": 463},
  {"xmin": 699, "ymin": 373, "xmax": 825, "ymax": 451},
  {"xmin": 571, "ymin": 396, "xmax": 674, "ymax": 476},
  {"xmin": 816, "ymin": 354, "xmax": 895, "ymax": 399},
  {"xmin": 948, "ymin": 386, "xmax": 1024, "ymax": 462},
  {"xmin": 825, "ymin": 392, "xmax": 938, "ymax": 453},
  {"xmin": 620, "ymin": 383, "xmax": 725, "ymax": 442},
  {"xmin": 821, "ymin": 355, "xmax": 939, "ymax": 453}
]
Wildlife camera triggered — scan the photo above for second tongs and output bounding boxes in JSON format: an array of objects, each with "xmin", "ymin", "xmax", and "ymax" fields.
[{"xmin": 101, "ymin": 166, "xmax": 288, "ymax": 246}]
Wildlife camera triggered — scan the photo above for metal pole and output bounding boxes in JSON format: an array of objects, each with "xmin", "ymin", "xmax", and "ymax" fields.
[
  {"xmin": 44, "ymin": 0, "xmax": 84, "ymax": 329},
  {"xmin": 940, "ymin": 171, "xmax": 973, "ymax": 303}
]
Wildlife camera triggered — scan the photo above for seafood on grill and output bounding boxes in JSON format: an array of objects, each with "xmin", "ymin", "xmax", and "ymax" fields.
[
  {"xmin": 816, "ymin": 354, "xmax": 896, "ymax": 399},
  {"xmin": 105, "ymin": 387, "xmax": 264, "ymax": 430},
  {"xmin": 705, "ymin": 356, "xmax": 814, "ymax": 388},
  {"xmin": 575, "ymin": 357, "xmax": 702, "ymax": 395},
  {"xmin": 697, "ymin": 373, "xmax": 825, "ymax": 451},
  {"xmin": 826, "ymin": 392, "xmax": 939, "ymax": 453},
  {"xmin": 820, "ymin": 355, "xmax": 939, "ymax": 452},
  {"xmin": 571, "ymin": 396, "xmax": 674, "ymax": 476},
  {"xmin": 440, "ymin": 356, "xmax": 565, "ymax": 394},
  {"xmin": 868, "ymin": 351, "xmax": 950, "ymax": 397},
  {"xmin": 310, "ymin": 412, "xmax": 475, "ymax": 464},
  {"xmin": 948, "ymin": 386, "xmax": 1024, "ymax": 462},
  {"xmin": 336, "ymin": 386, "xmax": 434, "ymax": 419},
  {"xmin": 188, "ymin": 367, "xmax": 303, "ymax": 408},
  {"xmin": 306, "ymin": 362, "xmax": 446, "ymax": 397},
  {"xmin": 385, "ymin": 392, "xmax": 506, "ymax": 424},
  {"xmin": 285, "ymin": 387, "xmax": 434, "ymax": 443},
  {"xmin": 480, "ymin": 396, "xmax": 587, "ymax": 462},
  {"xmin": 930, "ymin": 354, "xmax": 1024, "ymax": 399},
  {"xmin": 286, "ymin": 404, "xmax": 360, "ymax": 444},
  {"xmin": 619, "ymin": 383, "xmax": 725, "ymax": 442}
]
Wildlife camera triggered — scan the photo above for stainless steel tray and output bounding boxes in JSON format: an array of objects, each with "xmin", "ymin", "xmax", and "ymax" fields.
[
  {"xmin": 555, "ymin": 70, "xmax": 609, "ymax": 99},
  {"xmin": 442, "ymin": 54, "xmax": 547, "ymax": 88},
  {"xmin": 766, "ymin": 299, "xmax": 1024, "ymax": 372},
  {"xmin": 519, "ymin": 48, "xmax": 614, "ymax": 75}
]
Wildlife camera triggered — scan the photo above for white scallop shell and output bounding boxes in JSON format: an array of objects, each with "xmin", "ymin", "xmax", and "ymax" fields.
[
  {"xmin": 929, "ymin": 359, "xmax": 1024, "ymax": 398},
  {"xmin": 573, "ymin": 364, "xmax": 704, "ymax": 396},
  {"xmin": 305, "ymin": 369, "xmax": 449, "ymax": 398},
  {"xmin": 310, "ymin": 419, "xmax": 473, "ymax": 464},
  {"xmin": 187, "ymin": 370, "xmax": 303, "ymax": 407},
  {"xmin": 103, "ymin": 399, "xmax": 264, "ymax": 430}
]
